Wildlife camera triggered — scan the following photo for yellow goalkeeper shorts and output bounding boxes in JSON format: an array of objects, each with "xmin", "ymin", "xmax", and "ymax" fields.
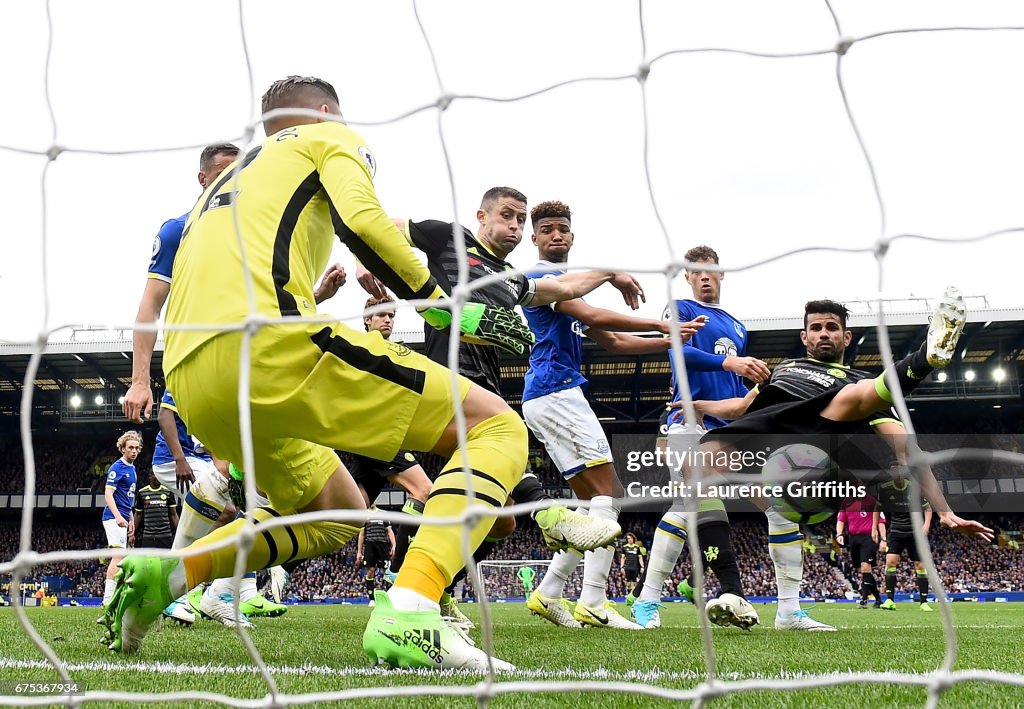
[{"xmin": 166, "ymin": 322, "xmax": 471, "ymax": 511}]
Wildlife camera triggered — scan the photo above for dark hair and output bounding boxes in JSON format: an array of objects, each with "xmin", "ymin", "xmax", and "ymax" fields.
[
  {"xmin": 199, "ymin": 143, "xmax": 239, "ymax": 172},
  {"xmin": 684, "ymin": 245, "xmax": 719, "ymax": 268},
  {"xmin": 479, "ymin": 186, "xmax": 527, "ymax": 212},
  {"xmin": 804, "ymin": 299, "xmax": 850, "ymax": 329},
  {"xmin": 530, "ymin": 200, "xmax": 571, "ymax": 227},
  {"xmin": 363, "ymin": 295, "xmax": 396, "ymax": 331},
  {"xmin": 261, "ymin": 76, "xmax": 340, "ymax": 118}
]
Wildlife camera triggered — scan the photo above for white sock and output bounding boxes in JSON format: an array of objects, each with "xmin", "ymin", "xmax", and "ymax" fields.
[
  {"xmin": 388, "ymin": 585, "xmax": 441, "ymax": 612},
  {"xmin": 207, "ymin": 577, "xmax": 236, "ymax": 599},
  {"xmin": 239, "ymin": 573, "xmax": 258, "ymax": 602},
  {"xmin": 172, "ymin": 505, "xmax": 217, "ymax": 549},
  {"xmin": 103, "ymin": 579, "xmax": 116, "ymax": 605},
  {"xmin": 537, "ymin": 548, "xmax": 582, "ymax": 599},
  {"xmin": 169, "ymin": 561, "xmax": 188, "ymax": 599},
  {"xmin": 639, "ymin": 510, "xmax": 686, "ymax": 602},
  {"xmin": 766, "ymin": 506, "xmax": 802, "ymax": 616},
  {"xmin": 579, "ymin": 496, "xmax": 618, "ymax": 608}
]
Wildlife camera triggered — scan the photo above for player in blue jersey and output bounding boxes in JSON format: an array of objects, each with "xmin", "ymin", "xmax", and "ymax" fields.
[
  {"xmin": 632, "ymin": 245, "xmax": 806, "ymax": 630},
  {"xmin": 102, "ymin": 431, "xmax": 140, "ymax": 608},
  {"xmin": 520, "ymin": 201, "xmax": 703, "ymax": 630}
]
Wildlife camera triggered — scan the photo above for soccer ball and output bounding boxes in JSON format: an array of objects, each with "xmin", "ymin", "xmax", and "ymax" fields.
[{"xmin": 761, "ymin": 443, "xmax": 840, "ymax": 525}]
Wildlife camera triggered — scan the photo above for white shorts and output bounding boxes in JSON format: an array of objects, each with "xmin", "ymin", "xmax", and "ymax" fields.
[
  {"xmin": 102, "ymin": 518, "xmax": 128, "ymax": 549},
  {"xmin": 521, "ymin": 387, "xmax": 612, "ymax": 479},
  {"xmin": 152, "ymin": 457, "xmax": 219, "ymax": 502},
  {"xmin": 664, "ymin": 422, "xmax": 707, "ymax": 485}
]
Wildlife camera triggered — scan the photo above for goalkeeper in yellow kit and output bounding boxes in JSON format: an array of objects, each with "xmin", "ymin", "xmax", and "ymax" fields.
[{"xmin": 102, "ymin": 76, "xmax": 626, "ymax": 671}]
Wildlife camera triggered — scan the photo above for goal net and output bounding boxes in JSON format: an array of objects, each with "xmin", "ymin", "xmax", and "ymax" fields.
[
  {"xmin": 476, "ymin": 559, "xmax": 585, "ymax": 603},
  {"xmin": 2, "ymin": 0, "xmax": 1024, "ymax": 706}
]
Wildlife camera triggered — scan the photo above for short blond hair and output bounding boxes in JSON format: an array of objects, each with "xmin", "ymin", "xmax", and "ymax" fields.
[{"xmin": 117, "ymin": 430, "xmax": 143, "ymax": 452}]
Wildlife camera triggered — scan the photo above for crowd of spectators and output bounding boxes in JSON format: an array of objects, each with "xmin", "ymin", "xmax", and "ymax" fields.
[
  {"xmin": 0, "ymin": 432, "xmax": 154, "ymax": 494},
  {"xmin": 0, "ymin": 523, "xmax": 107, "ymax": 598},
  {"xmin": 2, "ymin": 513, "xmax": 1020, "ymax": 603}
]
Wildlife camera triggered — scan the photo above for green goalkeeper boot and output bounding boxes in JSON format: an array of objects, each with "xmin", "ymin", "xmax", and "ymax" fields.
[
  {"xmin": 363, "ymin": 591, "xmax": 514, "ymax": 671},
  {"xmin": 103, "ymin": 556, "xmax": 180, "ymax": 653}
]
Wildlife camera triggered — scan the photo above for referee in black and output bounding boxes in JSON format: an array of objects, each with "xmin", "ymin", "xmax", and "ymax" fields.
[{"xmin": 133, "ymin": 471, "xmax": 178, "ymax": 550}]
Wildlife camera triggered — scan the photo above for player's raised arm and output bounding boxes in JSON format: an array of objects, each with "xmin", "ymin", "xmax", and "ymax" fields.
[
  {"xmin": 319, "ymin": 151, "xmax": 532, "ymax": 354},
  {"xmin": 531, "ymin": 271, "xmax": 643, "ymax": 308},
  {"xmin": 555, "ymin": 298, "xmax": 671, "ymax": 333}
]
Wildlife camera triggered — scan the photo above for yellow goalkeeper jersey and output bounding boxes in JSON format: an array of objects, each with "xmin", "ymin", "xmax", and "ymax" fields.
[{"xmin": 164, "ymin": 120, "xmax": 442, "ymax": 374}]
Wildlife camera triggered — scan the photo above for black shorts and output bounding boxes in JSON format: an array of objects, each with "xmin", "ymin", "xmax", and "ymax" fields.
[
  {"xmin": 343, "ymin": 450, "xmax": 419, "ymax": 501},
  {"xmin": 886, "ymin": 533, "xmax": 923, "ymax": 562},
  {"xmin": 848, "ymin": 533, "xmax": 877, "ymax": 567},
  {"xmin": 700, "ymin": 389, "xmax": 894, "ymax": 481},
  {"xmin": 624, "ymin": 565, "xmax": 642, "ymax": 583},
  {"xmin": 363, "ymin": 541, "xmax": 391, "ymax": 569},
  {"xmin": 137, "ymin": 535, "xmax": 173, "ymax": 550}
]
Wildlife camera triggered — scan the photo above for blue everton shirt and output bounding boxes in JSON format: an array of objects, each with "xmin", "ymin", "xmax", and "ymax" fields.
[
  {"xmin": 523, "ymin": 263, "xmax": 588, "ymax": 402},
  {"xmin": 148, "ymin": 213, "xmax": 188, "ymax": 283},
  {"xmin": 102, "ymin": 459, "xmax": 137, "ymax": 521},
  {"xmin": 664, "ymin": 299, "xmax": 750, "ymax": 430},
  {"xmin": 152, "ymin": 390, "xmax": 213, "ymax": 465}
]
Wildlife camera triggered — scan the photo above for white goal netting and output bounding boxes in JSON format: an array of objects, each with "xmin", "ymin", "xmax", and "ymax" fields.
[
  {"xmin": 476, "ymin": 560, "xmax": 585, "ymax": 603},
  {"xmin": 2, "ymin": 0, "xmax": 1024, "ymax": 706}
]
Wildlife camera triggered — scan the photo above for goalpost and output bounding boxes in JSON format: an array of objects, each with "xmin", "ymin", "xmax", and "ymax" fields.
[
  {"xmin": 476, "ymin": 559, "xmax": 585, "ymax": 602},
  {"xmin": 2, "ymin": 1, "xmax": 1024, "ymax": 706}
]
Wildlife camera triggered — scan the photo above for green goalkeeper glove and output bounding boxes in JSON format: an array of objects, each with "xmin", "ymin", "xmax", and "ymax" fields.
[
  {"xmin": 227, "ymin": 463, "xmax": 246, "ymax": 512},
  {"xmin": 418, "ymin": 301, "xmax": 535, "ymax": 355}
]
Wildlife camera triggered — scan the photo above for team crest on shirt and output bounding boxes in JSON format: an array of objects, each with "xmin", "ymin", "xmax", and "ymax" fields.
[
  {"xmin": 386, "ymin": 341, "xmax": 411, "ymax": 357},
  {"xmin": 358, "ymin": 146, "xmax": 376, "ymax": 178},
  {"xmin": 714, "ymin": 337, "xmax": 738, "ymax": 358},
  {"xmin": 827, "ymin": 368, "xmax": 847, "ymax": 379}
]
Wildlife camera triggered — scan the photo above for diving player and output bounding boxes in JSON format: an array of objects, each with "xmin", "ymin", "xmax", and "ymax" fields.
[
  {"xmin": 679, "ymin": 295, "xmax": 992, "ymax": 628},
  {"xmin": 105, "ymin": 75, "xmax": 538, "ymax": 670},
  {"xmin": 520, "ymin": 200, "xmax": 702, "ymax": 630}
]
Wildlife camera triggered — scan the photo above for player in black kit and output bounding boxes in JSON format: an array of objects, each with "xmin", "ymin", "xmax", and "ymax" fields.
[
  {"xmin": 619, "ymin": 533, "xmax": 647, "ymax": 594},
  {"xmin": 357, "ymin": 507, "xmax": 395, "ymax": 607},
  {"xmin": 872, "ymin": 469, "xmax": 935, "ymax": 611},
  {"xmin": 682, "ymin": 294, "xmax": 992, "ymax": 628},
  {"xmin": 133, "ymin": 471, "xmax": 178, "ymax": 550},
  {"xmin": 356, "ymin": 187, "xmax": 645, "ymax": 628}
]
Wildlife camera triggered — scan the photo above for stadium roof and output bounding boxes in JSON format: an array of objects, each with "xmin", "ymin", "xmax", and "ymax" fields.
[{"xmin": 2, "ymin": 306, "xmax": 1022, "ymax": 427}]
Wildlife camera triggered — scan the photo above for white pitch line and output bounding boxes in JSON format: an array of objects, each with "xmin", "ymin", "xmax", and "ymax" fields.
[{"xmin": 0, "ymin": 657, "xmax": 951, "ymax": 683}]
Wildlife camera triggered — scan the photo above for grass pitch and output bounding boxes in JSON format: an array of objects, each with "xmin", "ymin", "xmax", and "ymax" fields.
[{"xmin": 1, "ymin": 601, "xmax": 1023, "ymax": 708}]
